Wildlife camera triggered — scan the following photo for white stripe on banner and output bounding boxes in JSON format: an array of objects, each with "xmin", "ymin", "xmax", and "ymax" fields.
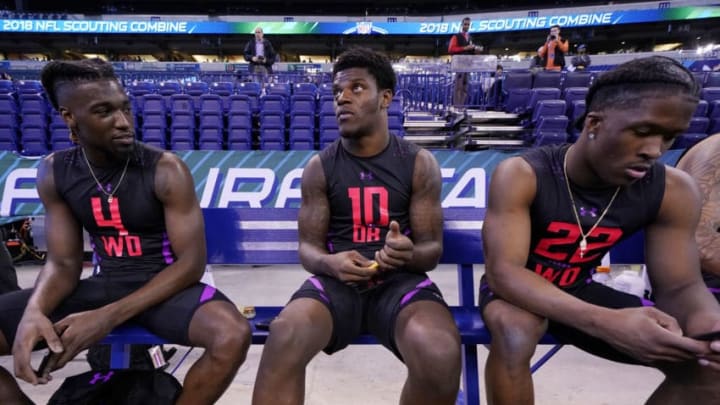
[
  {"xmin": 236, "ymin": 220, "xmax": 482, "ymax": 232},
  {"xmin": 238, "ymin": 221, "xmax": 298, "ymax": 230},
  {"xmin": 445, "ymin": 221, "xmax": 484, "ymax": 230},
  {"xmin": 239, "ymin": 241, "xmax": 299, "ymax": 251}
]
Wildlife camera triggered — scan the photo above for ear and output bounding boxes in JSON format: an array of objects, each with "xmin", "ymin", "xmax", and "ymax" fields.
[
  {"xmin": 380, "ymin": 89, "xmax": 393, "ymax": 109},
  {"xmin": 583, "ymin": 112, "xmax": 602, "ymax": 133}
]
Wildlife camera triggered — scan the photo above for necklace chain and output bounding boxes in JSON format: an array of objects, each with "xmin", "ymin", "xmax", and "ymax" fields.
[
  {"xmin": 81, "ymin": 148, "xmax": 130, "ymax": 204},
  {"xmin": 563, "ymin": 148, "xmax": 621, "ymax": 258}
]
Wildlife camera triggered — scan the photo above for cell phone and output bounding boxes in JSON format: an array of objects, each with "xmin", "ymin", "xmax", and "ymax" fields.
[
  {"xmin": 691, "ymin": 330, "xmax": 720, "ymax": 341},
  {"xmin": 254, "ymin": 318, "xmax": 273, "ymax": 331},
  {"xmin": 36, "ymin": 351, "xmax": 52, "ymax": 376}
]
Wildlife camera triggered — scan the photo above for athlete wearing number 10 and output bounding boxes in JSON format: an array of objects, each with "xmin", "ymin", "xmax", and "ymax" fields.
[{"xmin": 253, "ymin": 47, "xmax": 461, "ymax": 405}]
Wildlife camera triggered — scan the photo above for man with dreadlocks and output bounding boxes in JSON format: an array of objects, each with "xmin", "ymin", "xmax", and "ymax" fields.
[
  {"xmin": 480, "ymin": 55, "xmax": 720, "ymax": 404},
  {"xmin": 0, "ymin": 59, "xmax": 250, "ymax": 404}
]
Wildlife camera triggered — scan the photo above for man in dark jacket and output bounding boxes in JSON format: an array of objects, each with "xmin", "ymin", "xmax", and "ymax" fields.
[{"xmin": 244, "ymin": 27, "xmax": 277, "ymax": 78}]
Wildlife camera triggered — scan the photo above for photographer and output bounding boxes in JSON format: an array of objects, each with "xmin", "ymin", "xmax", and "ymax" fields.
[
  {"xmin": 244, "ymin": 26, "xmax": 277, "ymax": 80},
  {"xmin": 537, "ymin": 25, "xmax": 569, "ymax": 71}
]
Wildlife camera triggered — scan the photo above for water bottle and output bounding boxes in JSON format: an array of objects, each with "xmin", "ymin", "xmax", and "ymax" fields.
[
  {"xmin": 591, "ymin": 265, "xmax": 613, "ymax": 286},
  {"xmin": 611, "ymin": 269, "xmax": 646, "ymax": 298}
]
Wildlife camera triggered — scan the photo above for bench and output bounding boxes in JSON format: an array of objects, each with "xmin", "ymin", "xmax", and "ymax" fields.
[{"xmin": 102, "ymin": 207, "xmax": 645, "ymax": 405}]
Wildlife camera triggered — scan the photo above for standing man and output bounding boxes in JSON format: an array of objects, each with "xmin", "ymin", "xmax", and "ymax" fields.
[
  {"xmin": 481, "ymin": 56, "xmax": 720, "ymax": 404},
  {"xmin": 448, "ymin": 17, "xmax": 482, "ymax": 107},
  {"xmin": 538, "ymin": 25, "xmax": 569, "ymax": 71},
  {"xmin": 676, "ymin": 134, "xmax": 720, "ymax": 297},
  {"xmin": 0, "ymin": 59, "xmax": 251, "ymax": 405},
  {"xmin": 244, "ymin": 26, "xmax": 277, "ymax": 80},
  {"xmin": 253, "ymin": 47, "xmax": 461, "ymax": 405}
]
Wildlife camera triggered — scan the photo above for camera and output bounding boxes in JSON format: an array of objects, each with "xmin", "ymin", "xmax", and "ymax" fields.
[{"xmin": 549, "ymin": 35, "xmax": 556, "ymax": 40}]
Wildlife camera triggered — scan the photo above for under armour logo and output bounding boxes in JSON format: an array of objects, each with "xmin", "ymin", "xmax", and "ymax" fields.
[
  {"xmin": 359, "ymin": 172, "xmax": 373, "ymax": 181},
  {"xmin": 579, "ymin": 207, "xmax": 598, "ymax": 217},
  {"xmin": 89, "ymin": 371, "xmax": 114, "ymax": 385}
]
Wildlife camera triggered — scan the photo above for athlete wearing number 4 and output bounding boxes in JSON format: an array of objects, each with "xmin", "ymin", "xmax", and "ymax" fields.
[
  {"xmin": 480, "ymin": 56, "xmax": 720, "ymax": 405},
  {"xmin": 253, "ymin": 47, "xmax": 461, "ymax": 405},
  {"xmin": 0, "ymin": 59, "xmax": 250, "ymax": 405}
]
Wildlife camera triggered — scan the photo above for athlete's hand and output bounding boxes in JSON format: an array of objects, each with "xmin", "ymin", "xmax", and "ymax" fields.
[
  {"xmin": 47, "ymin": 309, "xmax": 116, "ymax": 371},
  {"xmin": 598, "ymin": 307, "xmax": 709, "ymax": 364},
  {"xmin": 12, "ymin": 309, "xmax": 64, "ymax": 385},
  {"xmin": 375, "ymin": 221, "xmax": 413, "ymax": 271},
  {"xmin": 327, "ymin": 250, "xmax": 377, "ymax": 282},
  {"xmin": 690, "ymin": 320, "xmax": 720, "ymax": 371}
]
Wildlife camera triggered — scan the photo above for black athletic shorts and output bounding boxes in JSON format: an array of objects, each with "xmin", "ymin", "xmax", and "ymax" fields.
[
  {"xmin": 290, "ymin": 271, "xmax": 448, "ymax": 359},
  {"xmin": 0, "ymin": 273, "xmax": 232, "ymax": 348},
  {"xmin": 479, "ymin": 276, "xmax": 653, "ymax": 365}
]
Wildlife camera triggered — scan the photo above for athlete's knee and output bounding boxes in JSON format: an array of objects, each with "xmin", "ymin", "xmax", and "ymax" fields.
[
  {"xmin": 193, "ymin": 303, "xmax": 251, "ymax": 362},
  {"xmin": 483, "ymin": 302, "xmax": 547, "ymax": 358}
]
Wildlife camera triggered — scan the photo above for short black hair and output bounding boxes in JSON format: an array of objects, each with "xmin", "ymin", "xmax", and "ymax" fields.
[
  {"xmin": 578, "ymin": 55, "xmax": 700, "ymax": 129},
  {"xmin": 332, "ymin": 47, "xmax": 396, "ymax": 96},
  {"xmin": 550, "ymin": 24, "xmax": 561, "ymax": 30},
  {"xmin": 40, "ymin": 59, "xmax": 119, "ymax": 110},
  {"xmin": 462, "ymin": 17, "xmax": 471, "ymax": 23}
]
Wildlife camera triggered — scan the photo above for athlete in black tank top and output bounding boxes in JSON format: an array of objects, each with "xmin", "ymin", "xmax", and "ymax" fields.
[
  {"xmin": 480, "ymin": 55, "xmax": 720, "ymax": 405},
  {"xmin": 523, "ymin": 144, "xmax": 664, "ymax": 288},
  {"xmin": 253, "ymin": 47, "xmax": 461, "ymax": 405},
  {"xmin": 53, "ymin": 143, "xmax": 174, "ymax": 277},
  {"xmin": 0, "ymin": 59, "xmax": 250, "ymax": 404}
]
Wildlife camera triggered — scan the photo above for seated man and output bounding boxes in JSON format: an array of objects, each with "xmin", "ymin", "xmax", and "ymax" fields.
[
  {"xmin": 481, "ymin": 56, "xmax": 720, "ymax": 405},
  {"xmin": 0, "ymin": 59, "xmax": 251, "ymax": 405},
  {"xmin": 252, "ymin": 47, "xmax": 461, "ymax": 405},
  {"xmin": 676, "ymin": 134, "xmax": 720, "ymax": 297}
]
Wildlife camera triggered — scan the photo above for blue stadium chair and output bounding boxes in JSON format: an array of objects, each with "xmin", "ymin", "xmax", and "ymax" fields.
[
  {"xmin": 0, "ymin": 94, "xmax": 18, "ymax": 114},
  {"xmin": 561, "ymin": 71, "xmax": 593, "ymax": 90},
  {"xmin": 227, "ymin": 127, "xmax": 252, "ymax": 150},
  {"xmin": 0, "ymin": 125, "xmax": 18, "ymax": 148},
  {"xmin": 199, "ymin": 114, "xmax": 223, "ymax": 129},
  {"xmin": 266, "ymin": 82, "xmax": 291, "ymax": 99},
  {"xmin": 198, "ymin": 125, "xmax": 224, "ymax": 150},
  {"xmin": 531, "ymin": 115, "xmax": 569, "ymax": 145},
  {"xmin": 259, "ymin": 111, "xmax": 285, "ymax": 129},
  {"xmin": 19, "ymin": 94, "xmax": 48, "ymax": 115},
  {"xmin": 49, "ymin": 126, "xmax": 70, "ymax": 143},
  {"xmin": 228, "ymin": 95, "xmax": 252, "ymax": 116},
  {"xmin": 185, "ymin": 82, "xmax": 210, "ymax": 111},
  {"xmin": 290, "ymin": 95, "xmax": 316, "ymax": 115},
  {"xmin": 127, "ymin": 81, "xmax": 158, "ymax": 99},
  {"xmin": 388, "ymin": 115, "xmax": 404, "ymax": 134},
  {"xmin": 526, "ymin": 88, "xmax": 561, "ymax": 115},
  {"xmin": 169, "ymin": 93, "xmax": 195, "ymax": 115},
  {"xmin": 260, "ymin": 94, "xmax": 287, "ymax": 113},
  {"xmin": 143, "ymin": 139, "xmax": 167, "ymax": 150},
  {"xmin": 141, "ymin": 124, "xmax": 167, "ymax": 146},
  {"xmin": 198, "ymin": 94, "xmax": 223, "ymax": 119},
  {"xmin": 293, "ymin": 82, "xmax": 318, "ymax": 98},
  {"xmin": 318, "ymin": 82, "xmax": 333, "ymax": 97},
  {"xmin": 20, "ymin": 139, "xmax": 49, "ymax": 156},
  {"xmin": 0, "ymin": 80, "xmax": 14, "ymax": 94},
  {"xmin": 210, "ymin": 81, "xmax": 234, "ymax": 97},
  {"xmin": 701, "ymin": 87, "xmax": 720, "ymax": 104},
  {"xmin": 140, "ymin": 94, "xmax": 166, "ymax": 120},
  {"xmin": 562, "ymin": 87, "xmax": 588, "ymax": 116},
  {"xmin": 530, "ymin": 100, "xmax": 566, "ymax": 127},
  {"xmin": 672, "ymin": 116, "xmax": 710, "ymax": 149},
  {"xmin": 705, "ymin": 72, "xmax": 720, "ymax": 88},
  {"xmin": 50, "ymin": 139, "xmax": 74, "ymax": 151},
  {"xmin": 170, "ymin": 139, "xmax": 195, "ymax": 150},
  {"xmin": 289, "ymin": 113, "xmax": 314, "ymax": 130},
  {"xmin": 567, "ymin": 100, "xmax": 586, "ymax": 143},
  {"xmin": 16, "ymin": 80, "xmax": 43, "ymax": 95},
  {"xmin": 319, "ymin": 114, "xmax": 339, "ymax": 131},
  {"xmin": 532, "ymin": 70, "xmax": 562, "ymax": 89},
  {"xmin": 288, "ymin": 127, "xmax": 315, "ymax": 150},
  {"xmin": 158, "ymin": 81, "xmax": 182, "ymax": 110},
  {"xmin": 318, "ymin": 96, "xmax": 334, "ymax": 116},
  {"xmin": 228, "ymin": 114, "xmax": 252, "ymax": 131},
  {"xmin": 236, "ymin": 82, "xmax": 261, "ymax": 113},
  {"xmin": 694, "ymin": 100, "xmax": 709, "ymax": 117},
  {"xmin": 692, "ymin": 72, "xmax": 706, "ymax": 88},
  {"xmin": 20, "ymin": 122, "xmax": 48, "ymax": 143},
  {"xmin": 319, "ymin": 128, "xmax": 340, "ymax": 148},
  {"xmin": 260, "ymin": 127, "xmax": 285, "ymax": 143}
]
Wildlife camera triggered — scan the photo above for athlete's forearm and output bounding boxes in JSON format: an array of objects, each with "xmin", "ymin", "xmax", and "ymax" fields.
[
  {"xmin": 654, "ymin": 281, "xmax": 720, "ymax": 334},
  {"xmin": 26, "ymin": 262, "xmax": 81, "ymax": 315},
  {"xmin": 299, "ymin": 242, "xmax": 335, "ymax": 277},
  {"xmin": 100, "ymin": 260, "xmax": 203, "ymax": 326},
  {"xmin": 404, "ymin": 240, "xmax": 442, "ymax": 273}
]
